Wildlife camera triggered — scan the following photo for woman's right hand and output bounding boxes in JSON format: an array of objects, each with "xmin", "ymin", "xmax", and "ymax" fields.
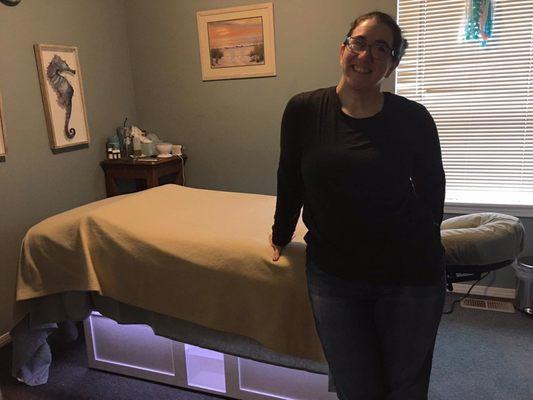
[{"xmin": 269, "ymin": 234, "xmax": 283, "ymax": 262}]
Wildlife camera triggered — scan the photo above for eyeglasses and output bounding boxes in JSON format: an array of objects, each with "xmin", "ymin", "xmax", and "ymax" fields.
[{"xmin": 344, "ymin": 37, "xmax": 394, "ymax": 61}]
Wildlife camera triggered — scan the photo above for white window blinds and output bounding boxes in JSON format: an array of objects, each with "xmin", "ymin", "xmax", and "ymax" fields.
[{"xmin": 396, "ymin": 0, "xmax": 533, "ymax": 209}]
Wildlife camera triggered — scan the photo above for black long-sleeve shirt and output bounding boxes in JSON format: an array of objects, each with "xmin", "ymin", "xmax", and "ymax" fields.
[{"xmin": 272, "ymin": 87, "xmax": 446, "ymax": 285}]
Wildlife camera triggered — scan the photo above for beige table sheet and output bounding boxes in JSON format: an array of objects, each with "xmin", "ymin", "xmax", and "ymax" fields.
[{"xmin": 17, "ymin": 185, "xmax": 325, "ymax": 363}]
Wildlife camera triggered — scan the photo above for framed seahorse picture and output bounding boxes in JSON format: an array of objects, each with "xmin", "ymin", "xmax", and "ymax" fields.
[
  {"xmin": 0, "ymin": 92, "xmax": 7, "ymax": 156},
  {"xmin": 34, "ymin": 44, "xmax": 90, "ymax": 149}
]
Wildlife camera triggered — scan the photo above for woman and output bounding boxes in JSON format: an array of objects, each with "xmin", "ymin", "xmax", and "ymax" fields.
[{"xmin": 270, "ymin": 11, "xmax": 446, "ymax": 400}]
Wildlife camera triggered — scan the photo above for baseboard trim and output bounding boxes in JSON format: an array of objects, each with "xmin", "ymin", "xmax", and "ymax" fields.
[
  {"xmin": 450, "ymin": 283, "xmax": 516, "ymax": 299},
  {"xmin": 0, "ymin": 332, "xmax": 11, "ymax": 348}
]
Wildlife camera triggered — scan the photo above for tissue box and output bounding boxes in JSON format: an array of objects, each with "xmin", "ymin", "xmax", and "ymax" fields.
[{"xmin": 141, "ymin": 142, "xmax": 156, "ymax": 156}]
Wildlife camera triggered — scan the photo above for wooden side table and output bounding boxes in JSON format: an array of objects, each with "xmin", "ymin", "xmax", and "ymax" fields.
[{"xmin": 100, "ymin": 155, "xmax": 187, "ymax": 197}]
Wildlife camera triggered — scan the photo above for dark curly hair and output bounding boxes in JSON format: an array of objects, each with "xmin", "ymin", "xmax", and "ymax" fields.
[{"xmin": 344, "ymin": 11, "xmax": 408, "ymax": 61}]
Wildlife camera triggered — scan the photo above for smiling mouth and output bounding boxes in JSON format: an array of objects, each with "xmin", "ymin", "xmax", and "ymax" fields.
[{"xmin": 352, "ymin": 66, "xmax": 371, "ymax": 74}]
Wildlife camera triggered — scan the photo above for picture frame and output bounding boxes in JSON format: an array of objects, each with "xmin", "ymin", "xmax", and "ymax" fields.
[
  {"xmin": 196, "ymin": 2, "xmax": 276, "ymax": 81},
  {"xmin": 0, "ymin": 92, "xmax": 7, "ymax": 156},
  {"xmin": 34, "ymin": 44, "xmax": 90, "ymax": 149}
]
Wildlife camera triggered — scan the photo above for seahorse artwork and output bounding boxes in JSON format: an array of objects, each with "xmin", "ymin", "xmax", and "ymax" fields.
[{"xmin": 46, "ymin": 54, "xmax": 76, "ymax": 139}]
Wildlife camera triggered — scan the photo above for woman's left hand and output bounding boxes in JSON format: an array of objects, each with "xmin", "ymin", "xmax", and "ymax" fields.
[{"xmin": 269, "ymin": 234, "xmax": 283, "ymax": 262}]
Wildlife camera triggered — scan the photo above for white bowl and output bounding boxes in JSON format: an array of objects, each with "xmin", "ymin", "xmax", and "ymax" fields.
[{"xmin": 156, "ymin": 142, "xmax": 172, "ymax": 155}]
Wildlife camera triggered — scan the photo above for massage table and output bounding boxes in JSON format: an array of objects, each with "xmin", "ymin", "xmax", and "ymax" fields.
[{"xmin": 11, "ymin": 184, "xmax": 525, "ymax": 400}]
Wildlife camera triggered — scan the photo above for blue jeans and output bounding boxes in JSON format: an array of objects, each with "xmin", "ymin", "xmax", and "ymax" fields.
[{"xmin": 306, "ymin": 259, "xmax": 445, "ymax": 400}]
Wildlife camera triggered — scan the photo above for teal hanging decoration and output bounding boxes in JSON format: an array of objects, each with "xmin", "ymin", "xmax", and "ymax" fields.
[{"xmin": 465, "ymin": 0, "xmax": 494, "ymax": 47}]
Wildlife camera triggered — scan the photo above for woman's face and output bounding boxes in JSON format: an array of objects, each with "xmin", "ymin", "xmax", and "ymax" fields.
[{"xmin": 340, "ymin": 18, "xmax": 399, "ymax": 92}]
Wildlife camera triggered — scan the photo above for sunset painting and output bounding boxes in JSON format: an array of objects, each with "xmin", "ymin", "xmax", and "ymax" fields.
[
  {"xmin": 207, "ymin": 17, "xmax": 265, "ymax": 68},
  {"xmin": 197, "ymin": 3, "xmax": 276, "ymax": 80}
]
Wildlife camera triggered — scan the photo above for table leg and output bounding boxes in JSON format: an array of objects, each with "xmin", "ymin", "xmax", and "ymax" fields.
[
  {"xmin": 175, "ymin": 168, "xmax": 183, "ymax": 185},
  {"xmin": 173, "ymin": 160, "xmax": 184, "ymax": 185},
  {"xmin": 105, "ymin": 173, "xmax": 119, "ymax": 197},
  {"xmin": 146, "ymin": 170, "xmax": 158, "ymax": 188}
]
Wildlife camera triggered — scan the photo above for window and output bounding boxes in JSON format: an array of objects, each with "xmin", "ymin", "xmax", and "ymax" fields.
[{"xmin": 396, "ymin": 0, "xmax": 533, "ymax": 215}]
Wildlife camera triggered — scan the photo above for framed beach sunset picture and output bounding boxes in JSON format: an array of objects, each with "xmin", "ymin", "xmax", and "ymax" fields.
[{"xmin": 196, "ymin": 3, "xmax": 276, "ymax": 81}]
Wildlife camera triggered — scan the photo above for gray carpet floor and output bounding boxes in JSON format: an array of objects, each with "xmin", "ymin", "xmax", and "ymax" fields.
[
  {"xmin": 1, "ymin": 294, "xmax": 532, "ymax": 400},
  {"xmin": 430, "ymin": 296, "xmax": 533, "ymax": 400}
]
